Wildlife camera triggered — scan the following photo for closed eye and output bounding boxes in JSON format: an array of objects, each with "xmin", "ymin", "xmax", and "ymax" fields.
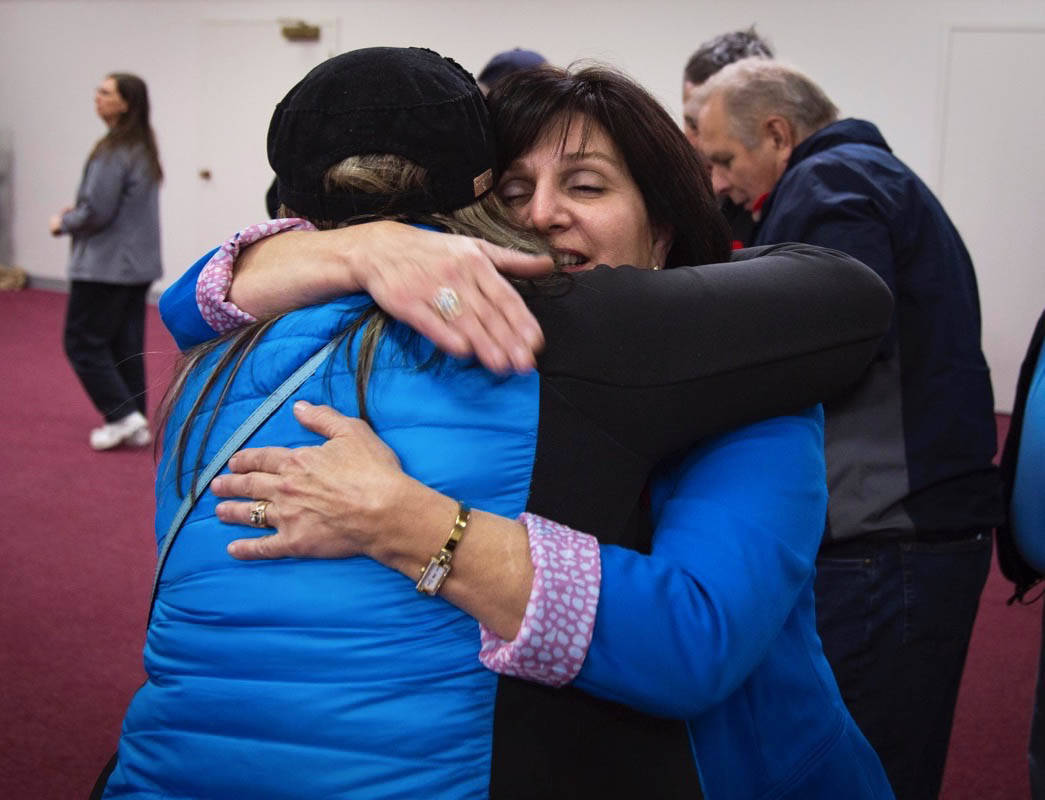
[
  {"xmin": 498, "ymin": 179, "xmax": 532, "ymax": 207},
  {"xmin": 570, "ymin": 184, "xmax": 604, "ymax": 196}
]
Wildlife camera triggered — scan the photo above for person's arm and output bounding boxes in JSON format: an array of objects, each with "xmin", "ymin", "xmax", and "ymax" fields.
[
  {"xmin": 573, "ymin": 408, "xmax": 825, "ymax": 716},
  {"xmin": 529, "ymin": 242, "xmax": 892, "ymax": 457},
  {"xmin": 212, "ymin": 403, "xmax": 824, "ymax": 709},
  {"xmin": 57, "ymin": 150, "xmax": 129, "ymax": 235},
  {"xmin": 159, "ymin": 220, "xmax": 552, "ymax": 371},
  {"xmin": 211, "ymin": 401, "xmax": 540, "ymax": 641},
  {"xmin": 158, "ymin": 246, "xmax": 221, "ymax": 351}
]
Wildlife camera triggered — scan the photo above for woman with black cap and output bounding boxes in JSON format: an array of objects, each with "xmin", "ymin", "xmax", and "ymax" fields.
[{"xmin": 103, "ymin": 48, "xmax": 892, "ymax": 799}]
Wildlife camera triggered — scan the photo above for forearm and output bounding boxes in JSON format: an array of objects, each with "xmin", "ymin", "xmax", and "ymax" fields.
[
  {"xmin": 366, "ymin": 478, "xmax": 534, "ymax": 640},
  {"xmin": 228, "ymin": 226, "xmax": 364, "ymax": 318},
  {"xmin": 159, "ymin": 219, "xmax": 326, "ymax": 350}
]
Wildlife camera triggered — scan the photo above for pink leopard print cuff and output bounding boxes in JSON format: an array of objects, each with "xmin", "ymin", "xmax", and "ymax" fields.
[
  {"xmin": 478, "ymin": 513, "xmax": 601, "ymax": 687},
  {"xmin": 196, "ymin": 218, "xmax": 317, "ymax": 333}
]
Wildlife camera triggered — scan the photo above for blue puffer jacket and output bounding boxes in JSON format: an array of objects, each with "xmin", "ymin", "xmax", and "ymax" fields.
[{"xmin": 106, "ymin": 296, "xmax": 537, "ymax": 798}]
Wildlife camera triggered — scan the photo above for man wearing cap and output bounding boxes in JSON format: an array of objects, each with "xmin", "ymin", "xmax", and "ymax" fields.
[{"xmin": 690, "ymin": 58, "xmax": 1003, "ymax": 800}]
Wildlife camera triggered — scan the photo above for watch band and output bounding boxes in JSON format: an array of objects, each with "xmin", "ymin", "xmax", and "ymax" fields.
[{"xmin": 416, "ymin": 502, "xmax": 471, "ymax": 596}]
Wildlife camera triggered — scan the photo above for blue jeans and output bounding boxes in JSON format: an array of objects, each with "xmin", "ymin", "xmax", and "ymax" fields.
[{"xmin": 814, "ymin": 532, "xmax": 992, "ymax": 800}]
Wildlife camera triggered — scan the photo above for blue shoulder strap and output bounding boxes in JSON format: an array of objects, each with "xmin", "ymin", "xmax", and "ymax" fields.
[{"xmin": 146, "ymin": 333, "xmax": 345, "ymax": 624}]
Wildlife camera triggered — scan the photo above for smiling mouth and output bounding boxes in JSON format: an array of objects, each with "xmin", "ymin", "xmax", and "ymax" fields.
[{"xmin": 553, "ymin": 250, "xmax": 589, "ymax": 272}]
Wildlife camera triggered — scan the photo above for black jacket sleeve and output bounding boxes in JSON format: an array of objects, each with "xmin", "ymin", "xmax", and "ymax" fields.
[{"xmin": 527, "ymin": 242, "xmax": 893, "ymax": 461}]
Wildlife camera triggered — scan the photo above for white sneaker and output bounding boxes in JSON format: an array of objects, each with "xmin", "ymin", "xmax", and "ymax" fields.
[
  {"xmin": 89, "ymin": 411, "xmax": 150, "ymax": 451},
  {"xmin": 127, "ymin": 426, "xmax": 152, "ymax": 448}
]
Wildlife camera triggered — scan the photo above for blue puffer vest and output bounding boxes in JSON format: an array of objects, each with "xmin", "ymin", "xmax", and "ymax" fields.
[{"xmin": 104, "ymin": 296, "xmax": 539, "ymax": 799}]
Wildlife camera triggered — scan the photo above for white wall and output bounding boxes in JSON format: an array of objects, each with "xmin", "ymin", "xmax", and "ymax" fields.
[{"xmin": 2, "ymin": 0, "xmax": 1042, "ymax": 408}]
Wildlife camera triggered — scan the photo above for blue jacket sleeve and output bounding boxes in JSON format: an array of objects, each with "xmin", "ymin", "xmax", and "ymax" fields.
[
  {"xmin": 573, "ymin": 407, "xmax": 827, "ymax": 718},
  {"xmin": 158, "ymin": 248, "xmax": 221, "ymax": 351}
]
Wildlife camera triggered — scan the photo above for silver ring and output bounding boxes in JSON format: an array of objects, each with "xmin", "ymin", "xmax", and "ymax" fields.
[
  {"xmin": 249, "ymin": 500, "xmax": 271, "ymax": 528},
  {"xmin": 433, "ymin": 286, "xmax": 463, "ymax": 322}
]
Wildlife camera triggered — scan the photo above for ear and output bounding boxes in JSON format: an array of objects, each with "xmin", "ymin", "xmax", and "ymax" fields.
[
  {"xmin": 651, "ymin": 224, "xmax": 674, "ymax": 267},
  {"xmin": 764, "ymin": 116, "xmax": 796, "ymax": 159}
]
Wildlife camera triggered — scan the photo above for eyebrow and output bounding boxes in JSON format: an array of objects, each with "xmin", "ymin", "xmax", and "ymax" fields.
[
  {"xmin": 501, "ymin": 148, "xmax": 624, "ymax": 181},
  {"xmin": 559, "ymin": 150, "xmax": 622, "ymax": 168}
]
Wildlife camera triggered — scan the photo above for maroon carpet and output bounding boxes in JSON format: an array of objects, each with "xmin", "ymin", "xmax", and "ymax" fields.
[
  {"xmin": 0, "ymin": 288, "xmax": 175, "ymax": 799},
  {"xmin": 0, "ymin": 288, "xmax": 1038, "ymax": 799}
]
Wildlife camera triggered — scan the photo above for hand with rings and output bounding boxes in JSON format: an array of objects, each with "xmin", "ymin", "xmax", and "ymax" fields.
[
  {"xmin": 340, "ymin": 222, "xmax": 552, "ymax": 373},
  {"xmin": 211, "ymin": 401, "xmax": 411, "ymax": 562}
]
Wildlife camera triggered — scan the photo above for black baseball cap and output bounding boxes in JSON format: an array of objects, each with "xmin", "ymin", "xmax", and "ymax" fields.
[{"xmin": 268, "ymin": 47, "xmax": 496, "ymax": 220}]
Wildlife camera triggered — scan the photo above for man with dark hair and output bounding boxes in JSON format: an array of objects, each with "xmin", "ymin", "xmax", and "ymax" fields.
[
  {"xmin": 690, "ymin": 57, "xmax": 1004, "ymax": 800},
  {"xmin": 683, "ymin": 26, "xmax": 774, "ymax": 102},
  {"xmin": 681, "ymin": 27, "xmax": 773, "ymax": 247}
]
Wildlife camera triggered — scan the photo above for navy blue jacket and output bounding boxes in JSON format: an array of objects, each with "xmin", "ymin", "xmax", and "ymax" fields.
[{"xmin": 755, "ymin": 119, "xmax": 1003, "ymax": 541}]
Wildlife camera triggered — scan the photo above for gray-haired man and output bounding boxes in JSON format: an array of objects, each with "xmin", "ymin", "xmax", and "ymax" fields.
[{"xmin": 690, "ymin": 58, "xmax": 1004, "ymax": 800}]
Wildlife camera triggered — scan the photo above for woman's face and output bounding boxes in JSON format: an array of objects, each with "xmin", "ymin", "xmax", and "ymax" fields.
[
  {"xmin": 497, "ymin": 115, "xmax": 671, "ymax": 271},
  {"xmin": 94, "ymin": 77, "xmax": 128, "ymax": 127}
]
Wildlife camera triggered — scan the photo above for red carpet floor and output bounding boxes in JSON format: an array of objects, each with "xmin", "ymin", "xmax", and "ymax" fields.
[{"xmin": 0, "ymin": 288, "xmax": 1039, "ymax": 799}]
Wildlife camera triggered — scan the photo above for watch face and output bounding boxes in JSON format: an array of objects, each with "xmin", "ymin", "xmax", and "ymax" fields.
[{"xmin": 417, "ymin": 556, "xmax": 451, "ymax": 595}]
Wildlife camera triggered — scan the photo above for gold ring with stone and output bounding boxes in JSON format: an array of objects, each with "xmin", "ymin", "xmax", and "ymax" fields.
[{"xmin": 249, "ymin": 500, "xmax": 271, "ymax": 528}]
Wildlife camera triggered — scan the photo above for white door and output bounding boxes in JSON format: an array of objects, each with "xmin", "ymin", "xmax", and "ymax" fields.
[
  {"xmin": 195, "ymin": 18, "xmax": 339, "ymax": 249},
  {"xmin": 938, "ymin": 27, "xmax": 1045, "ymax": 412}
]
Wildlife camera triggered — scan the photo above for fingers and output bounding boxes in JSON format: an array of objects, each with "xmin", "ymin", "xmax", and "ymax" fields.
[
  {"xmin": 426, "ymin": 250, "xmax": 546, "ymax": 374},
  {"xmin": 360, "ymin": 226, "xmax": 548, "ymax": 374},
  {"xmin": 226, "ymin": 445, "xmax": 292, "ymax": 475},
  {"xmin": 227, "ymin": 533, "xmax": 290, "ymax": 561},
  {"xmin": 216, "ymin": 499, "xmax": 293, "ymax": 559},
  {"xmin": 473, "ymin": 239, "xmax": 554, "ymax": 279},
  {"xmin": 292, "ymin": 401, "xmax": 364, "ymax": 440},
  {"xmin": 468, "ymin": 257, "xmax": 546, "ymax": 358},
  {"xmin": 210, "ymin": 469, "xmax": 282, "ymax": 500},
  {"xmin": 215, "ymin": 498, "xmax": 279, "ymax": 528},
  {"xmin": 454, "ymin": 242, "xmax": 549, "ymax": 372}
]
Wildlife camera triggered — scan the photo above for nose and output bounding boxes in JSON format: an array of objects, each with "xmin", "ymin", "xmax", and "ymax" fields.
[
  {"xmin": 526, "ymin": 182, "xmax": 569, "ymax": 234},
  {"xmin": 684, "ymin": 127, "xmax": 700, "ymax": 152},
  {"xmin": 710, "ymin": 165, "xmax": 731, "ymax": 197}
]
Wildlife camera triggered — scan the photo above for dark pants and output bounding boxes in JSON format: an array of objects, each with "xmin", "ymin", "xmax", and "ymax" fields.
[
  {"xmin": 814, "ymin": 532, "xmax": 992, "ymax": 800},
  {"xmin": 63, "ymin": 279, "xmax": 150, "ymax": 422}
]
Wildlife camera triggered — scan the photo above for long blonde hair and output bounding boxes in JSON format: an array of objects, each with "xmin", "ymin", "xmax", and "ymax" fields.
[{"xmin": 159, "ymin": 155, "xmax": 545, "ymax": 497}]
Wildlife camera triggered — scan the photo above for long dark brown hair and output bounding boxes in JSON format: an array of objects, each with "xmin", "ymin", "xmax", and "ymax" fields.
[
  {"xmin": 487, "ymin": 65, "xmax": 731, "ymax": 269},
  {"xmin": 91, "ymin": 72, "xmax": 163, "ymax": 181}
]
